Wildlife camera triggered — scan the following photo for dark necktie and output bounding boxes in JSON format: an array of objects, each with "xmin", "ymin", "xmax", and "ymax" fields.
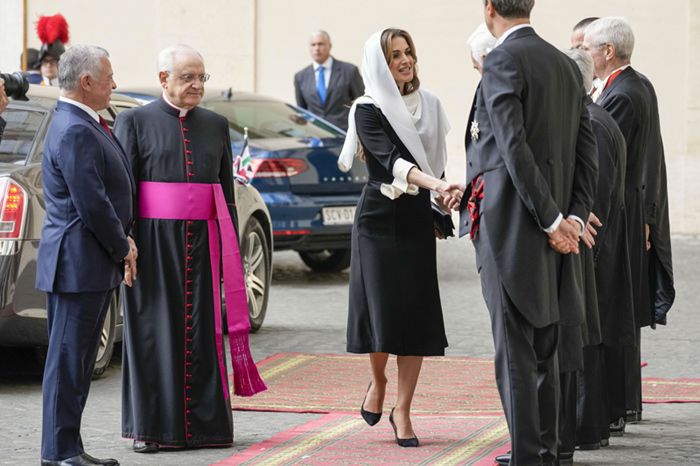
[{"xmin": 317, "ymin": 66, "xmax": 327, "ymax": 106}]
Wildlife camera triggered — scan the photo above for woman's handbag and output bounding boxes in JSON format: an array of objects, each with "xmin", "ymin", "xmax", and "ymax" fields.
[{"xmin": 431, "ymin": 202, "xmax": 455, "ymax": 239}]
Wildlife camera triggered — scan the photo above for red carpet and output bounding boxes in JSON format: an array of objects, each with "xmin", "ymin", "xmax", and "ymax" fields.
[
  {"xmin": 215, "ymin": 413, "xmax": 509, "ymax": 465},
  {"xmin": 232, "ymin": 353, "xmax": 503, "ymax": 415},
  {"xmin": 642, "ymin": 378, "xmax": 700, "ymax": 403},
  {"xmin": 233, "ymin": 353, "xmax": 700, "ymax": 414}
]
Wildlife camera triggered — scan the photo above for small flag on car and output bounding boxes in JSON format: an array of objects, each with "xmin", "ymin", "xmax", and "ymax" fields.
[{"xmin": 233, "ymin": 127, "xmax": 254, "ymax": 184}]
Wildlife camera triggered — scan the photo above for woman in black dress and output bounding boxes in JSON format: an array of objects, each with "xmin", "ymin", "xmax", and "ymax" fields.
[{"xmin": 338, "ymin": 28, "xmax": 462, "ymax": 447}]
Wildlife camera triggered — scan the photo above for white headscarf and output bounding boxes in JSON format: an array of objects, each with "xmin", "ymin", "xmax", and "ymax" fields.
[{"xmin": 338, "ymin": 30, "xmax": 450, "ymax": 199}]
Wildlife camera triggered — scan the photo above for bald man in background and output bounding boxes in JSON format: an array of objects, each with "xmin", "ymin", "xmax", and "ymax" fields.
[{"xmin": 294, "ymin": 30, "xmax": 364, "ymax": 130}]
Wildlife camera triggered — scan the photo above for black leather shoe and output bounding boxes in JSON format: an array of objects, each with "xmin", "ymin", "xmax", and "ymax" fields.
[
  {"xmin": 494, "ymin": 453, "xmax": 557, "ymax": 466},
  {"xmin": 558, "ymin": 451, "xmax": 574, "ymax": 464},
  {"xmin": 610, "ymin": 416, "xmax": 625, "ymax": 436},
  {"xmin": 576, "ymin": 440, "xmax": 601, "ymax": 450},
  {"xmin": 360, "ymin": 382, "xmax": 382, "ymax": 426},
  {"xmin": 133, "ymin": 440, "xmax": 159, "ymax": 453},
  {"xmin": 389, "ymin": 408, "xmax": 419, "ymax": 447},
  {"xmin": 80, "ymin": 452, "xmax": 119, "ymax": 465},
  {"xmin": 600, "ymin": 438, "xmax": 610, "ymax": 447},
  {"xmin": 625, "ymin": 409, "xmax": 642, "ymax": 423},
  {"xmin": 41, "ymin": 453, "xmax": 119, "ymax": 466}
]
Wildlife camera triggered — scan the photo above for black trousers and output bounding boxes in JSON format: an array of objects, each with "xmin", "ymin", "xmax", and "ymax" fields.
[
  {"xmin": 41, "ymin": 289, "xmax": 114, "ymax": 460},
  {"xmin": 576, "ymin": 345, "xmax": 610, "ymax": 444},
  {"xmin": 478, "ymin": 245, "xmax": 559, "ymax": 466},
  {"xmin": 624, "ymin": 328, "xmax": 643, "ymax": 413},
  {"xmin": 559, "ymin": 371, "xmax": 577, "ymax": 454},
  {"xmin": 604, "ymin": 345, "xmax": 627, "ymax": 422}
]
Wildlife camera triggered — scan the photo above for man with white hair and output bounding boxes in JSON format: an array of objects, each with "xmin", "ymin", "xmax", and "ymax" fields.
[
  {"xmin": 467, "ymin": 23, "xmax": 496, "ymax": 74},
  {"xmin": 114, "ymin": 44, "xmax": 265, "ymax": 454},
  {"xmin": 38, "ymin": 44, "xmax": 136, "ymax": 466},
  {"xmin": 582, "ymin": 16, "xmax": 653, "ymax": 436},
  {"xmin": 294, "ymin": 30, "xmax": 364, "ymax": 130}
]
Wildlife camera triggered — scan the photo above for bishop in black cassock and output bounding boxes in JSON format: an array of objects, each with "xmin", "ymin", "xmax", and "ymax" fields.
[{"xmin": 114, "ymin": 46, "xmax": 264, "ymax": 452}]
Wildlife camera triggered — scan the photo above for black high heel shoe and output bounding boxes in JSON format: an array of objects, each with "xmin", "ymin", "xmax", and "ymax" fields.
[
  {"xmin": 389, "ymin": 408, "xmax": 419, "ymax": 447},
  {"xmin": 360, "ymin": 382, "xmax": 382, "ymax": 426}
]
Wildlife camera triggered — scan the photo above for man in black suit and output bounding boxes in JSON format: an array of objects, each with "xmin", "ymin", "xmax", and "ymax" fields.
[
  {"xmin": 37, "ymin": 45, "xmax": 137, "ymax": 466},
  {"xmin": 459, "ymin": 1, "xmax": 598, "ymax": 464},
  {"xmin": 583, "ymin": 17, "xmax": 653, "ymax": 433},
  {"xmin": 294, "ymin": 30, "xmax": 364, "ymax": 130}
]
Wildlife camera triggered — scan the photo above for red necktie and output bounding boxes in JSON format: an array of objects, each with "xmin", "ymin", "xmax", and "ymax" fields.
[
  {"xmin": 603, "ymin": 69, "xmax": 624, "ymax": 91},
  {"xmin": 99, "ymin": 116, "xmax": 113, "ymax": 138}
]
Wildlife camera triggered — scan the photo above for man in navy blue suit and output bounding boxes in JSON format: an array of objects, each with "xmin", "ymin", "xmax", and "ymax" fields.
[{"xmin": 36, "ymin": 45, "xmax": 137, "ymax": 466}]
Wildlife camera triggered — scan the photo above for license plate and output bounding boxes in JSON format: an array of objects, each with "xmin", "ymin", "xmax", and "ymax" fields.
[{"xmin": 322, "ymin": 206, "xmax": 356, "ymax": 225}]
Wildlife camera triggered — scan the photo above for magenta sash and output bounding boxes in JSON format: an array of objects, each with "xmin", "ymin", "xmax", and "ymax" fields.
[{"xmin": 138, "ymin": 181, "xmax": 266, "ymax": 397}]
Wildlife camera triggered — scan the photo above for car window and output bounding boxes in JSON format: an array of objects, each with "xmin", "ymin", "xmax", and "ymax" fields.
[
  {"xmin": 203, "ymin": 100, "xmax": 345, "ymax": 140},
  {"xmin": 0, "ymin": 108, "xmax": 45, "ymax": 164}
]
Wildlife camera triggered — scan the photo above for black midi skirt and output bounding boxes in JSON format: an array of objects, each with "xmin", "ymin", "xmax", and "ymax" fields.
[{"xmin": 346, "ymin": 184, "xmax": 448, "ymax": 356}]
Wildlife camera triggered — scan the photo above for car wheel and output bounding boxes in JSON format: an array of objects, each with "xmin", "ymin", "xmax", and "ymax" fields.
[
  {"xmin": 298, "ymin": 249, "xmax": 351, "ymax": 273},
  {"xmin": 242, "ymin": 217, "xmax": 270, "ymax": 332},
  {"xmin": 223, "ymin": 216, "xmax": 270, "ymax": 333},
  {"xmin": 92, "ymin": 293, "xmax": 117, "ymax": 379}
]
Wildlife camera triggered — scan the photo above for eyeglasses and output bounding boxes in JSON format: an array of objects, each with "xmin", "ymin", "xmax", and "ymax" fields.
[{"xmin": 170, "ymin": 73, "xmax": 211, "ymax": 83}]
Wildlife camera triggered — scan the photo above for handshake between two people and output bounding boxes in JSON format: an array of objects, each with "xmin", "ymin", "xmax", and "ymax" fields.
[
  {"xmin": 433, "ymin": 180, "xmax": 465, "ymax": 212},
  {"xmin": 123, "ymin": 236, "xmax": 139, "ymax": 287}
]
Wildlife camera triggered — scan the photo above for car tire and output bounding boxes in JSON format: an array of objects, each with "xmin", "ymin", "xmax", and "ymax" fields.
[
  {"xmin": 92, "ymin": 293, "xmax": 117, "ymax": 379},
  {"xmin": 223, "ymin": 216, "xmax": 270, "ymax": 333},
  {"xmin": 298, "ymin": 248, "xmax": 351, "ymax": 273}
]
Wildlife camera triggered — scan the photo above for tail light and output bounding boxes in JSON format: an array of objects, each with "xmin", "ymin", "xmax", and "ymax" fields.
[
  {"xmin": 0, "ymin": 179, "xmax": 27, "ymax": 239},
  {"xmin": 251, "ymin": 158, "xmax": 308, "ymax": 178}
]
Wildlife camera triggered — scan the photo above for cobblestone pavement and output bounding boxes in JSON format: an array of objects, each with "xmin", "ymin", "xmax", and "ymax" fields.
[{"xmin": 1, "ymin": 236, "xmax": 698, "ymax": 465}]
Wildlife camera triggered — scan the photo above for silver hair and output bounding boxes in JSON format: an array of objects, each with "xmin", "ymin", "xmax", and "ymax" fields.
[
  {"xmin": 157, "ymin": 44, "xmax": 204, "ymax": 73},
  {"xmin": 563, "ymin": 48, "xmax": 594, "ymax": 92},
  {"xmin": 309, "ymin": 30, "xmax": 331, "ymax": 44},
  {"xmin": 58, "ymin": 45, "xmax": 109, "ymax": 91},
  {"xmin": 483, "ymin": 0, "xmax": 534, "ymax": 19},
  {"xmin": 467, "ymin": 23, "xmax": 496, "ymax": 65},
  {"xmin": 584, "ymin": 17, "xmax": 635, "ymax": 60}
]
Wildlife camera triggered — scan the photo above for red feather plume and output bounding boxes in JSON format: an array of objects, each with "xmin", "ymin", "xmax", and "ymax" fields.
[{"xmin": 36, "ymin": 14, "xmax": 70, "ymax": 45}]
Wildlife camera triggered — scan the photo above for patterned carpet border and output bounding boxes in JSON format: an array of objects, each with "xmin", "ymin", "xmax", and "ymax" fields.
[
  {"xmin": 232, "ymin": 353, "xmax": 503, "ymax": 415},
  {"xmin": 232, "ymin": 353, "xmax": 700, "ymax": 416},
  {"xmin": 215, "ymin": 413, "xmax": 510, "ymax": 466}
]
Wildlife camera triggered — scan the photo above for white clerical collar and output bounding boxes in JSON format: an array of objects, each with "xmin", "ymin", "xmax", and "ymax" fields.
[
  {"xmin": 313, "ymin": 56, "xmax": 333, "ymax": 72},
  {"xmin": 495, "ymin": 23, "xmax": 533, "ymax": 47},
  {"xmin": 162, "ymin": 92, "xmax": 191, "ymax": 117},
  {"xmin": 58, "ymin": 96, "xmax": 100, "ymax": 123}
]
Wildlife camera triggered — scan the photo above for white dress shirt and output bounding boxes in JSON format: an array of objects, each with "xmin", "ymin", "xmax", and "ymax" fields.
[{"xmin": 58, "ymin": 96, "xmax": 100, "ymax": 123}]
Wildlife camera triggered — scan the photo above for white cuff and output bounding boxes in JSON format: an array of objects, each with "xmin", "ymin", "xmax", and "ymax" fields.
[
  {"xmin": 380, "ymin": 181, "xmax": 419, "ymax": 199},
  {"xmin": 568, "ymin": 215, "xmax": 585, "ymax": 236},
  {"xmin": 380, "ymin": 159, "xmax": 418, "ymax": 199},
  {"xmin": 543, "ymin": 213, "xmax": 563, "ymax": 234},
  {"xmin": 392, "ymin": 158, "xmax": 416, "ymax": 185}
]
